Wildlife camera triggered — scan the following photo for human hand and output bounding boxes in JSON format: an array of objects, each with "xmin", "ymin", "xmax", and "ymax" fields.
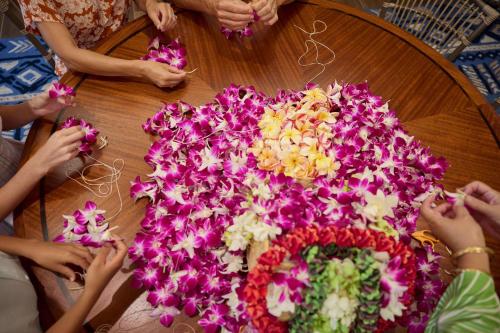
[
  {"xmin": 251, "ymin": 0, "xmax": 278, "ymax": 25},
  {"xmin": 84, "ymin": 236, "xmax": 127, "ymax": 296},
  {"xmin": 28, "ymin": 240, "xmax": 94, "ymax": 281},
  {"xmin": 461, "ymin": 181, "xmax": 500, "ymax": 240},
  {"xmin": 140, "ymin": 61, "xmax": 186, "ymax": 88},
  {"xmin": 28, "ymin": 85, "xmax": 75, "ymax": 117},
  {"xmin": 145, "ymin": 0, "xmax": 177, "ymax": 32},
  {"xmin": 27, "ymin": 126, "xmax": 85, "ymax": 176},
  {"xmin": 213, "ymin": 0, "xmax": 254, "ymax": 30},
  {"xmin": 420, "ymin": 195, "xmax": 486, "ymax": 252}
]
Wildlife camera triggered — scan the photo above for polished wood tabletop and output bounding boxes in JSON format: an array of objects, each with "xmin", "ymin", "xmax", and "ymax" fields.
[{"xmin": 14, "ymin": 1, "xmax": 500, "ymax": 332}]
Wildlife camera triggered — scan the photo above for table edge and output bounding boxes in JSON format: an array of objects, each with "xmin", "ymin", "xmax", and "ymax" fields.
[
  {"xmin": 302, "ymin": 0, "xmax": 499, "ymax": 142},
  {"xmin": 21, "ymin": 0, "xmax": 500, "ymax": 162},
  {"xmin": 11, "ymin": 1, "xmax": 500, "ymax": 327}
]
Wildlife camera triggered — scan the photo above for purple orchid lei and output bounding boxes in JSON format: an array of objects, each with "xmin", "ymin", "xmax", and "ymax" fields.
[
  {"xmin": 54, "ymin": 201, "xmax": 112, "ymax": 247},
  {"xmin": 60, "ymin": 116, "xmax": 99, "ymax": 155},
  {"xmin": 130, "ymin": 82, "xmax": 448, "ymax": 332},
  {"xmin": 141, "ymin": 37, "xmax": 187, "ymax": 70},
  {"xmin": 49, "ymin": 82, "xmax": 75, "ymax": 99},
  {"xmin": 221, "ymin": 12, "xmax": 259, "ymax": 39}
]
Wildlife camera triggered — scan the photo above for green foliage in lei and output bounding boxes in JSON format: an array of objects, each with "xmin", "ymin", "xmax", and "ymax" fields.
[
  {"xmin": 352, "ymin": 250, "xmax": 382, "ymax": 333},
  {"xmin": 288, "ymin": 245, "xmax": 382, "ymax": 333}
]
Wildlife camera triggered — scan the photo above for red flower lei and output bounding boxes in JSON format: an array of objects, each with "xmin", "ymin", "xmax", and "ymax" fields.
[{"xmin": 243, "ymin": 225, "xmax": 417, "ymax": 333}]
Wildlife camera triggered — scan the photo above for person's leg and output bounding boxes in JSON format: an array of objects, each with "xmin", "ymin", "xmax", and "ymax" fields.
[
  {"xmin": 0, "ymin": 136, "xmax": 24, "ymax": 187},
  {"xmin": 0, "ymin": 251, "xmax": 42, "ymax": 333}
]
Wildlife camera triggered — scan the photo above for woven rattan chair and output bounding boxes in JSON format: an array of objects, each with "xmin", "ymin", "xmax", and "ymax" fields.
[{"xmin": 379, "ymin": 0, "xmax": 499, "ymax": 60}]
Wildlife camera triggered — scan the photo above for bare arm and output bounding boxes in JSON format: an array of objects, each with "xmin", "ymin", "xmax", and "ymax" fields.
[
  {"xmin": 38, "ymin": 22, "xmax": 145, "ymax": 77},
  {"xmin": 0, "ymin": 127, "xmax": 84, "ymax": 221},
  {"xmin": 169, "ymin": 0, "xmax": 293, "ymax": 13},
  {"xmin": 0, "ymin": 159, "xmax": 44, "ymax": 221},
  {"xmin": 169, "ymin": 0, "xmax": 216, "ymax": 14},
  {"xmin": 0, "ymin": 103, "xmax": 39, "ymax": 131},
  {"xmin": 0, "ymin": 87, "xmax": 74, "ymax": 130},
  {"xmin": 46, "ymin": 290, "xmax": 99, "ymax": 333},
  {"xmin": 37, "ymin": 22, "xmax": 185, "ymax": 87},
  {"xmin": 47, "ymin": 239, "xmax": 128, "ymax": 333}
]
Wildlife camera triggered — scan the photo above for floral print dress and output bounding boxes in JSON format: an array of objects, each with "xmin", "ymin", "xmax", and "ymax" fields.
[{"xmin": 19, "ymin": 0, "xmax": 132, "ymax": 76}]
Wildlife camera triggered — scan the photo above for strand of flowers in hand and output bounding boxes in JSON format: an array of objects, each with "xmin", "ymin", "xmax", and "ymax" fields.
[
  {"xmin": 129, "ymin": 82, "xmax": 447, "ymax": 332},
  {"xmin": 221, "ymin": 11, "xmax": 259, "ymax": 39},
  {"xmin": 142, "ymin": 37, "xmax": 187, "ymax": 69},
  {"xmin": 243, "ymin": 225, "xmax": 416, "ymax": 333},
  {"xmin": 60, "ymin": 116, "xmax": 99, "ymax": 155},
  {"xmin": 288, "ymin": 246, "xmax": 382, "ymax": 333},
  {"xmin": 51, "ymin": 83, "xmax": 100, "ymax": 155},
  {"xmin": 54, "ymin": 201, "xmax": 113, "ymax": 247},
  {"xmin": 49, "ymin": 82, "xmax": 75, "ymax": 99}
]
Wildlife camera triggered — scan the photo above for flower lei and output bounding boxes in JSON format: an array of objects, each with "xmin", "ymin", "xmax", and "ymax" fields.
[
  {"xmin": 243, "ymin": 225, "xmax": 416, "ymax": 333},
  {"xmin": 60, "ymin": 116, "xmax": 99, "ymax": 155},
  {"xmin": 289, "ymin": 246, "xmax": 382, "ymax": 333},
  {"xmin": 49, "ymin": 82, "xmax": 75, "ymax": 99},
  {"xmin": 221, "ymin": 12, "xmax": 259, "ymax": 39},
  {"xmin": 141, "ymin": 37, "xmax": 187, "ymax": 70},
  {"xmin": 54, "ymin": 201, "xmax": 112, "ymax": 247},
  {"xmin": 131, "ymin": 82, "xmax": 447, "ymax": 332}
]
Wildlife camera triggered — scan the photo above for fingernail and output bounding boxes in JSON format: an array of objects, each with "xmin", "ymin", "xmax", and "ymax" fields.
[{"xmin": 70, "ymin": 276, "xmax": 75, "ymax": 282}]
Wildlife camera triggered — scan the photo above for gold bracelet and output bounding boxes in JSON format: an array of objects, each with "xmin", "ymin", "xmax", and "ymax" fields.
[{"xmin": 451, "ymin": 246, "xmax": 494, "ymax": 259}]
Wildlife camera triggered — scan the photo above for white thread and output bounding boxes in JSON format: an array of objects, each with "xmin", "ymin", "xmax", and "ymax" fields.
[
  {"xmin": 173, "ymin": 323, "xmax": 196, "ymax": 333},
  {"xmin": 185, "ymin": 67, "xmax": 198, "ymax": 74},
  {"xmin": 67, "ymin": 271, "xmax": 87, "ymax": 291},
  {"xmin": 66, "ymin": 154, "xmax": 124, "ymax": 223},
  {"xmin": 294, "ymin": 20, "xmax": 336, "ymax": 84},
  {"xmin": 94, "ymin": 324, "xmax": 112, "ymax": 333},
  {"xmin": 97, "ymin": 136, "xmax": 109, "ymax": 150}
]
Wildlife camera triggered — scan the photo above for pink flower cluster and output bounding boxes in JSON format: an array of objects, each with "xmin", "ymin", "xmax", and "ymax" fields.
[
  {"xmin": 54, "ymin": 201, "xmax": 111, "ymax": 247},
  {"xmin": 221, "ymin": 12, "xmax": 259, "ymax": 39},
  {"xmin": 60, "ymin": 116, "xmax": 99, "ymax": 155},
  {"xmin": 141, "ymin": 37, "xmax": 187, "ymax": 70},
  {"xmin": 49, "ymin": 82, "xmax": 75, "ymax": 99},
  {"xmin": 130, "ymin": 82, "xmax": 448, "ymax": 332}
]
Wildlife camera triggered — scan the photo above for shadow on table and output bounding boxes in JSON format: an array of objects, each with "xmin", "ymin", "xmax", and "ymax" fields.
[{"xmin": 87, "ymin": 272, "xmax": 144, "ymax": 331}]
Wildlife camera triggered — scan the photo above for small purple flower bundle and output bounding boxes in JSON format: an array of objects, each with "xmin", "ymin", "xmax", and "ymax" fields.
[
  {"xmin": 221, "ymin": 11, "xmax": 259, "ymax": 39},
  {"xmin": 141, "ymin": 37, "xmax": 187, "ymax": 70},
  {"xmin": 130, "ymin": 82, "xmax": 449, "ymax": 332},
  {"xmin": 49, "ymin": 82, "xmax": 75, "ymax": 99},
  {"xmin": 60, "ymin": 116, "xmax": 99, "ymax": 155},
  {"xmin": 54, "ymin": 201, "xmax": 111, "ymax": 247}
]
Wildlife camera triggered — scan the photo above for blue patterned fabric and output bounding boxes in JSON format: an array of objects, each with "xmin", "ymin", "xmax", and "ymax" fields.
[
  {"xmin": 0, "ymin": 36, "xmax": 56, "ymax": 142},
  {"xmin": 454, "ymin": 19, "xmax": 500, "ymax": 114}
]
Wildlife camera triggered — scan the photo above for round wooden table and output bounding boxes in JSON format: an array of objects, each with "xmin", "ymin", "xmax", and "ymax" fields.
[{"xmin": 15, "ymin": 0, "xmax": 500, "ymax": 332}]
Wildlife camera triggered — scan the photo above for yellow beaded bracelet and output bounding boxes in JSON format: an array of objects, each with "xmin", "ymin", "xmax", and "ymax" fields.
[{"xmin": 451, "ymin": 246, "xmax": 494, "ymax": 259}]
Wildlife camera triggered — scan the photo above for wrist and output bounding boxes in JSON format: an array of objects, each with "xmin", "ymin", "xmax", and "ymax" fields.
[
  {"xmin": 0, "ymin": 236, "xmax": 39, "ymax": 259},
  {"xmin": 142, "ymin": 0, "xmax": 157, "ymax": 10},
  {"xmin": 82, "ymin": 282, "xmax": 106, "ymax": 303},
  {"xmin": 24, "ymin": 155, "xmax": 48, "ymax": 178},
  {"xmin": 81, "ymin": 287, "xmax": 100, "ymax": 301},
  {"xmin": 20, "ymin": 238, "xmax": 41, "ymax": 260},
  {"xmin": 206, "ymin": 0, "xmax": 218, "ymax": 15},
  {"xmin": 457, "ymin": 252, "xmax": 491, "ymax": 274},
  {"xmin": 24, "ymin": 99, "xmax": 43, "ymax": 120},
  {"xmin": 131, "ymin": 60, "xmax": 148, "ymax": 78},
  {"xmin": 26, "ymin": 99, "xmax": 38, "ymax": 116}
]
